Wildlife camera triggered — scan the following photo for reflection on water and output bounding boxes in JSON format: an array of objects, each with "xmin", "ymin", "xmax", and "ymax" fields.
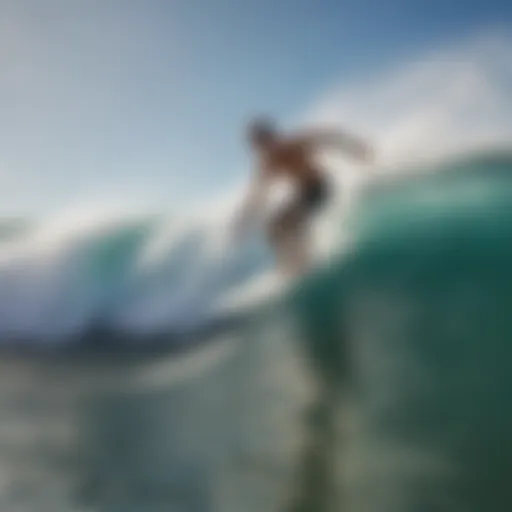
[
  {"xmin": 4, "ymin": 156, "xmax": 512, "ymax": 512},
  {"xmin": 0, "ymin": 320, "xmax": 322, "ymax": 512}
]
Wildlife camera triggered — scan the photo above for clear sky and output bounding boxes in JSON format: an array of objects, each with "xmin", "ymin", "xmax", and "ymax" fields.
[{"xmin": 1, "ymin": 0, "xmax": 511, "ymax": 216}]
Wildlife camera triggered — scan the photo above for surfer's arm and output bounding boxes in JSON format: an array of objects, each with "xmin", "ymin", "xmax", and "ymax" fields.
[{"xmin": 299, "ymin": 128, "xmax": 374, "ymax": 162}]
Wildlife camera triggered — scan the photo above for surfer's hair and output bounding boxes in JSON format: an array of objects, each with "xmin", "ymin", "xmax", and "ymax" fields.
[{"xmin": 247, "ymin": 117, "xmax": 277, "ymax": 144}]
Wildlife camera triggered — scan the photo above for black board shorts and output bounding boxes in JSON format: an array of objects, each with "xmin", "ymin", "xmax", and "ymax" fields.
[
  {"xmin": 300, "ymin": 176, "xmax": 329, "ymax": 214},
  {"xmin": 272, "ymin": 175, "xmax": 330, "ymax": 230}
]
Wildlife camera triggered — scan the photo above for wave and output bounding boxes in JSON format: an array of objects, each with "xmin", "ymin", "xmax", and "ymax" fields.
[
  {"xmin": 0, "ymin": 207, "xmax": 273, "ymax": 344},
  {"xmin": 0, "ymin": 150, "xmax": 510, "ymax": 345}
]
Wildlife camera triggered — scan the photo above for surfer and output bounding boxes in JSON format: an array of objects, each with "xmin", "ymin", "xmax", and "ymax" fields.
[{"xmin": 234, "ymin": 117, "xmax": 373, "ymax": 276}]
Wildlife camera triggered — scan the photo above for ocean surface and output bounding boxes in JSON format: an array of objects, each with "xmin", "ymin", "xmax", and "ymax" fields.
[{"xmin": 0, "ymin": 150, "xmax": 511, "ymax": 511}]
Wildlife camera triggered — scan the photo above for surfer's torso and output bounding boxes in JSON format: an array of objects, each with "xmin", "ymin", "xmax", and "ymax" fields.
[{"xmin": 259, "ymin": 136, "xmax": 322, "ymax": 187}]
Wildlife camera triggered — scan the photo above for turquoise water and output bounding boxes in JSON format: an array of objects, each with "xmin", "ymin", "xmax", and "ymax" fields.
[
  {"xmin": 292, "ymin": 150, "xmax": 512, "ymax": 511},
  {"xmin": 0, "ymin": 150, "xmax": 511, "ymax": 511}
]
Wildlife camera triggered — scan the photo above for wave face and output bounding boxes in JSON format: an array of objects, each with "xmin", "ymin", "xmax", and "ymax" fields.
[
  {"xmin": 0, "ymin": 210, "xmax": 272, "ymax": 343},
  {"xmin": 0, "ymin": 151, "xmax": 511, "ymax": 345}
]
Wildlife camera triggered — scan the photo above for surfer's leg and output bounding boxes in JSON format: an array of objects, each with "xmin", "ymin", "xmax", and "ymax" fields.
[
  {"xmin": 268, "ymin": 178, "xmax": 328, "ymax": 275},
  {"xmin": 267, "ymin": 201, "xmax": 310, "ymax": 275}
]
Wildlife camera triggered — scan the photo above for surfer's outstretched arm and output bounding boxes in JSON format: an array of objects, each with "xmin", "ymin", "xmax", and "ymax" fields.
[{"xmin": 299, "ymin": 128, "xmax": 374, "ymax": 162}]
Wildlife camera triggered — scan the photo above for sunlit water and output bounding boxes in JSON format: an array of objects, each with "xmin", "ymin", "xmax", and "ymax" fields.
[{"xmin": 0, "ymin": 152, "xmax": 512, "ymax": 511}]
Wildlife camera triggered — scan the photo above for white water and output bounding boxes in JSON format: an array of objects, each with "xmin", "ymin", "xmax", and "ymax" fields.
[{"xmin": 1, "ymin": 33, "xmax": 511, "ymax": 343}]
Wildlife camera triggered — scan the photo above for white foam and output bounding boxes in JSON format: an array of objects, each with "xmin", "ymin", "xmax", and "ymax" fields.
[{"xmin": 0, "ymin": 33, "xmax": 511, "ymax": 342}]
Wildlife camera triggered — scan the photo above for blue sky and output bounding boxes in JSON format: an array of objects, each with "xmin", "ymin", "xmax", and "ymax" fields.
[{"xmin": 1, "ymin": 0, "xmax": 511, "ymax": 215}]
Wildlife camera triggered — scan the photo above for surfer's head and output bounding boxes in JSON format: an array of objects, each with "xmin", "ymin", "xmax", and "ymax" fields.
[{"xmin": 247, "ymin": 117, "xmax": 277, "ymax": 149}]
